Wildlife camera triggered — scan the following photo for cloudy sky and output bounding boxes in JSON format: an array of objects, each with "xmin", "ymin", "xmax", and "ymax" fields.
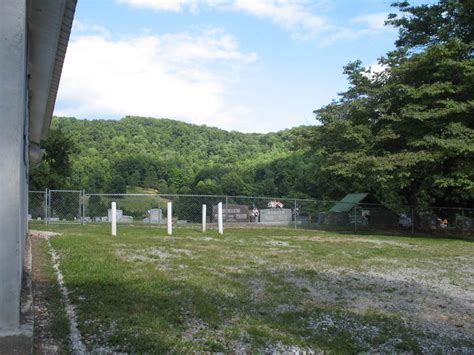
[{"xmin": 55, "ymin": 0, "xmax": 432, "ymax": 133}]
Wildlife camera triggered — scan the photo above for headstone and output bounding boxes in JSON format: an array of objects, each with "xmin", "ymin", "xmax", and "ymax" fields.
[
  {"xmin": 101, "ymin": 216, "xmax": 108, "ymax": 222},
  {"xmin": 177, "ymin": 220, "xmax": 187, "ymax": 225},
  {"xmin": 108, "ymin": 209, "xmax": 123, "ymax": 222},
  {"xmin": 213, "ymin": 204, "xmax": 249, "ymax": 223},
  {"xmin": 119, "ymin": 215, "xmax": 133, "ymax": 223},
  {"xmin": 149, "ymin": 208, "xmax": 163, "ymax": 223},
  {"xmin": 48, "ymin": 217, "xmax": 60, "ymax": 222},
  {"xmin": 28, "ymin": 214, "xmax": 32, "ymax": 221},
  {"xmin": 259, "ymin": 208, "xmax": 292, "ymax": 225}
]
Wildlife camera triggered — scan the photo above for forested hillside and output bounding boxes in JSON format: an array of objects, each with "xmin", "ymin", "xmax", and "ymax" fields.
[{"xmin": 30, "ymin": 116, "xmax": 320, "ymax": 198}]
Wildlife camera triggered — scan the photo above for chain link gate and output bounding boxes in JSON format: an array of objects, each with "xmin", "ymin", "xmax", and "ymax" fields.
[{"xmin": 47, "ymin": 189, "xmax": 83, "ymax": 224}]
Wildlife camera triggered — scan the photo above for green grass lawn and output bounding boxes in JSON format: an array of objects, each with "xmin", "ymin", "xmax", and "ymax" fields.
[{"xmin": 32, "ymin": 223, "xmax": 474, "ymax": 353}]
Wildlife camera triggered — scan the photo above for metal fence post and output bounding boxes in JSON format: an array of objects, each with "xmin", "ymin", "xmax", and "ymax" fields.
[
  {"xmin": 411, "ymin": 205, "xmax": 415, "ymax": 234},
  {"xmin": 79, "ymin": 190, "xmax": 82, "ymax": 224},
  {"xmin": 81, "ymin": 190, "xmax": 85, "ymax": 224},
  {"xmin": 354, "ymin": 205, "xmax": 358, "ymax": 232},
  {"xmin": 44, "ymin": 188, "xmax": 48, "ymax": 224},
  {"xmin": 294, "ymin": 199, "xmax": 297, "ymax": 230},
  {"xmin": 47, "ymin": 189, "xmax": 51, "ymax": 225},
  {"xmin": 157, "ymin": 196, "xmax": 162, "ymax": 224},
  {"xmin": 225, "ymin": 195, "xmax": 229, "ymax": 225}
]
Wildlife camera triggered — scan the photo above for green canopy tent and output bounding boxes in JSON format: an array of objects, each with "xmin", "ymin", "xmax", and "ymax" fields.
[
  {"xmin": 322, "ymin": 193, "xmax": 397, "ymax": 228},
  {"xmin": 329, "ymin": 193, "xmax": 373, "ymax": 213}
]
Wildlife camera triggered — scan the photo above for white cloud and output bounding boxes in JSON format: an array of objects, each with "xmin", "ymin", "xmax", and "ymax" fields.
[
  {"xmin": 316, "ymin": 12, "xmax": 391, "ymax": 46},
  {"xmin": 351, "ymin": 12, "xmax": 388, "ymax": 30},
  {"xmin": 70, "ymin": 19, "xmax": 112, "ymax": 37},
  {"xmin": 229, "ymin": 0, "xmax": 329, "ymax": 39},
  {"xmin": 116, "ymin": 0, "xmax": 196, "ymax": 12},
  {"xmin": 55, "ymin": 28, "xmax": 257, "ymax": 128},
  {"xmin": 363, "ymin": 61, "xmax": 388, "ymax": 80},
  {"xmin": 118, "ymin": 0, "xmax": 336, "ymax": 39},
  {"xmin": 117, "ymin": 1, "xmax": 392, "ymax": 43},
  {"xmin": 319, "ymin": 28, "xmax": 380, "ymax": 47},
  {"xmin": 369, "ymin": 62, "xmax": 387, "ymax": 74}
]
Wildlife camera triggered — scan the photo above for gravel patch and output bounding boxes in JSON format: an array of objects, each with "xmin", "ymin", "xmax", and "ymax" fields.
[
  {"xmin": 281, "ymin": 265, "xmax": 473, "ymax": 352},
  {"xmin": 295, "ymin": 235, "xmax": 416, "ymax": 248},
  {"xmin": 29, "ymin": 230, "xmax": 62, "ymax": 238},
  {"xmin": 116, "ymin": 247, "xmax": 193, "ymax": 263},
  {"xmin": 265, "ymin": 241, "xmax": 290, "ymax": 247}
]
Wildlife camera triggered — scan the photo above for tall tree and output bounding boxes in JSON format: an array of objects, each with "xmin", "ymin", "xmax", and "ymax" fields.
[
  {"xmin": 29, "ymin": 129, "xmax": 76, "ymax": 190},
  {"xmin": 310, "ymin": 0, "xmax": 474, "ymax": 213}
]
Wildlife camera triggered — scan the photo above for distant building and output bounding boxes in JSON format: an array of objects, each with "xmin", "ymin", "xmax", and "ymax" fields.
[{"xmin": 0, "ymin": 0, "xmax": 77, "ymax": 342}]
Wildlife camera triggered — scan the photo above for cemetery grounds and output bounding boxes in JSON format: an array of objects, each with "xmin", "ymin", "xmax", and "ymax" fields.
[{"xmin": 29, "ymin": 223, "xmax": 474, "ymax": 353}]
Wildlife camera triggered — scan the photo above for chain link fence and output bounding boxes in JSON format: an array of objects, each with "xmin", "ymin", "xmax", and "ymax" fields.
[
  {"xmin": 48, "ymin": 189, "xmax": 83, "ymax": 223},
  {"xmin": 28, "ymin": 190, "xmax": 474, "ymax": 237},
  {"xmin": 28, "ymin": 190, "xmax": 47, "ymax": 222},
  {"xmin": 83, "ymin": 194, "xmax": 225, "ymax": 226}
]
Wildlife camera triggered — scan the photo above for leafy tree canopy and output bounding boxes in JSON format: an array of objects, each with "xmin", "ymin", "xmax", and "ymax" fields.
[
  {"xmin": 310, "ymin": 0, "xmax": 474, "ymax": 210},
  {"xmin": 29, "ymin": 129, "xmax": 77, "ymax": 190}
]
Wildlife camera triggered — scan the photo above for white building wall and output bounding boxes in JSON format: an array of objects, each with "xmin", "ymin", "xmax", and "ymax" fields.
[{"xmin": 0, "ymin": 0, "xmax": 28, "ymax": 332}]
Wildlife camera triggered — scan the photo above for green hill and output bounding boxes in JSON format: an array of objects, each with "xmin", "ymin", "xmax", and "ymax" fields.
[{"xmin": 33, "ymin": 116, "xmax": 318, "ymax": 198}]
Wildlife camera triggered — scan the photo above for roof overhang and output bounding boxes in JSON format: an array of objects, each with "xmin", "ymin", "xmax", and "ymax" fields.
[{"xmin": 28, "ymin": 0, "xmax": 77, "ymax": 146}]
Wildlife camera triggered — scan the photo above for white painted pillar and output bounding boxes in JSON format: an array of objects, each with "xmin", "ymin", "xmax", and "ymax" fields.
[
  {"xmin": 218, "ymin": 202, "xmax": 224, "ymax": 235},
  {"xmin": 202, "ymin": 204, "xmax": 207, "ymax": 232},
  {"xmin": 0, "ymin": 0, "xmax": 27, "ymax": 332},
  {"xmin": 167, "ymin": 202, "xmax": 172, "ymax": 235},
  {"xmin": 111, "ymin": 202, "xmax": 117, "ymax": 236}
]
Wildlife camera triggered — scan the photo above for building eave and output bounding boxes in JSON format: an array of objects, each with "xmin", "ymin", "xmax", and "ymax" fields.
[{"xmin": 28, "ymin": 0, "xmax": 77, "ymax": 145}]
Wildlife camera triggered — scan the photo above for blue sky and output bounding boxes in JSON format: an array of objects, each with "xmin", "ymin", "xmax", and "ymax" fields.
[{"xmin": 55, "ymin": 0, "xmax": 433, "ymax": 133}]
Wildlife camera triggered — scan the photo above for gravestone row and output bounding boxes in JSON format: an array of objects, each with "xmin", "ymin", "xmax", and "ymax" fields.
[{"xmin": 82, "ymin": 205, "xmax": 309, "ymax": 225}]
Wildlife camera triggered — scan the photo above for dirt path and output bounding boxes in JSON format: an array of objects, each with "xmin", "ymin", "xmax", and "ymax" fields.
[{"xmin": 31, "ymin": 234, "xmax": 70, "ymax": 354}]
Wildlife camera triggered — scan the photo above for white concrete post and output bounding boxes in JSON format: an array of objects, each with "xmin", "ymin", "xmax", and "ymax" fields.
[
  {"xmin": 218, "ymin": 202, "xmax": 224, "ymax": 235},
  {"xmin": 111, "ymin": 202, "xmax": 117, "ymax": 236},
  {"xmin": 167, "ymin": 202, "xmax": 172, "ymax": 235},
  {"xmin": 202, "ymin": 204, "xmax": 207, "ymax": 232}
]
